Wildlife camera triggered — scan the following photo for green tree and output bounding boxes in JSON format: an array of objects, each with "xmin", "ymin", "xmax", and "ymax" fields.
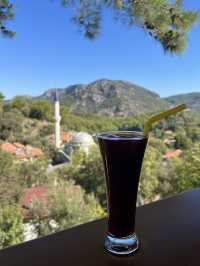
[
  {"xmin": 0, "ymin": 92, "xmax": 4, "ymax": 101},
  {"xmin": 0, "ymin": 152, "xmax": 51, "ymax": 205},
  {"xmin": 0, "ymin": 205, "xmax": 24, "ymax": 249},
  {"xmin": 60, "ymin": 104, "xmax": 70, "ymax": 124},
  {"xmin": 39, "ymin": 124, "xmax": 54, "ymax": 137},
  {"xmin": 0, "ymin": 110, "xmax": 23, "ymax": 141},
  {"xmin": 175, "ymin": 131, "xmax": 191, "ymax": 149},
  {"xmin": 11, "ymin": 96, "xmax": 31, "ymax": 117},
  {"xmin": 29, "ymin": 100, "xmax": 53, "ymax": 121},
  {"xmin": 139, "ymin": 146, "xmax": 163, "ymax": 204},
  {"xmin": 157, "ymin": 157, "xmax": 180, "ymax": 197},
  {"xmin": 171, "ymin": 144, "xmax": 200, "ymax": 193},
  {"xmin": 157, "ymin": 144, "xmax": 200, "ymax": 198},
  {"xmin": 0, "ymin": 149, "xmax": 13, "ymax": 176},
  {"xmin": 186, "ymin": 125, "xmax": 200, "ymax": 142},
  {"xmin": 64, "ymin": 148, "xmax": 107, "ymax": 207},
  {"xmin": 0, "ymin": 92, "xmax": 4, "ymax": 118},
  {"xmin": 14, "ymin": 159, "xmax": 50, "ymax": 188},
  {"xmin": 0, "ymin": 151, "xmax": 23, "ymax": 204}
]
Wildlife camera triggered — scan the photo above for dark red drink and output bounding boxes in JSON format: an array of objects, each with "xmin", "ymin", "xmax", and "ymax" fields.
[{"xmin": 98, "ymin": 131, "xmax": 148, "ymax": 246}]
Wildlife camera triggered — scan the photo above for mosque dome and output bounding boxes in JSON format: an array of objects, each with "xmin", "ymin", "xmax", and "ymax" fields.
[
  {"xmin": 71, "ymin": 132, "xmax": 95, "ymax": 146},
  {"xmin": 64, "ymin": 132, "xmax": 95, "ymax": 156}
]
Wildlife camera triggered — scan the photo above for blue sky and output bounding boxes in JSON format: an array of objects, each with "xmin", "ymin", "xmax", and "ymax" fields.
[{"xmin": 0, "ymin": 0, "xmax": 200, "ymax": 99}]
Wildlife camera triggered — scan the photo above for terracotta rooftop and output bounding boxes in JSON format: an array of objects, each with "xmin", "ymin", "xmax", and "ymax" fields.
[
  {"xmin": 0, "ymin": 143, "xmax": 44, "ymax": 160},
  {"xmin": 61, "ymin": 131, "xmax": 74, "ymax": 142},
  {"xmin": 28, "ymin": 147, "xmax": 44, "ymax": 158},
  {"xmin": 20, "ymin": 186, "xmax": 49, "ymax": 220},
  {"xmin": 1, "ymin": 143, "xmax": 18, "ymax": 155},
  {"xmin": 14, "ymin": 142, "xmax": 25, "ymax": 149},
  {"xmin": 48, "ymin": 131, "xmax": 75, "ymax": 144},
  {"xmin": 163, "ymin": 149, "xmax": 183, "ymax": 159}
]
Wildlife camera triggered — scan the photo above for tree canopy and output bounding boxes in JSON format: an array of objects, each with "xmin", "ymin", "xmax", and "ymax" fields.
[{"xmin": 1, "ymin": 0, "xmax": 199, "ymax": 53}]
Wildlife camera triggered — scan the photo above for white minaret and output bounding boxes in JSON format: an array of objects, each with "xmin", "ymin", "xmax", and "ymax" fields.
[{"xmin": 54, "ymin": 89, "xmax": 61, "ymax": 149}]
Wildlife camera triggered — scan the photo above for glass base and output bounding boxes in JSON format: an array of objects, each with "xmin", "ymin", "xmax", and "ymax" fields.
[{"xmin": 105, "ymin": 233, "xmax": 139, "ymax": 256}]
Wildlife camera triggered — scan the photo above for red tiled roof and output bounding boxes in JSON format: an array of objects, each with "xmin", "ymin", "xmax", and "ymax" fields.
[
  {"xmin": 60, "ymin": 131, "xmax": 74, "ymax": 142},
  {"xmin": 48, "ymin": 131, "xmax": 74, "ymax": 143},
  {"xmin": 0, "ymin": 143, "xmax": 44, "ymax": 160},
  {"xmin": 164, "ymin": 149, "xmax": 183, "ymax": 159},
  {"xmin": 14, "ymin": 143, "xmax": 26, "ymax": 149},
  {"xmin": 1, "ymin": 143, "xmax": 18, "ymax": 155},
  {"xmin": 20, "ymin": 187, "xmax": 49, "ymax": 219},
  {"xmin": 27, "ymin": 147, "xmax": 44, "ymax": 158}
]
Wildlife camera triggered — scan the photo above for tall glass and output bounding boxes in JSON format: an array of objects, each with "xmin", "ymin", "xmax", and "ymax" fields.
[{"xmin": 97, "ymin": 131, "xmax": 148, "ymax": 256}]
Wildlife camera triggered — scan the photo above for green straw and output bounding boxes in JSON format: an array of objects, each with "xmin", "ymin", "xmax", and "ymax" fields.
[{"xmin": 144, "ymin": 104, "xmax": 187, "ymax": 136}]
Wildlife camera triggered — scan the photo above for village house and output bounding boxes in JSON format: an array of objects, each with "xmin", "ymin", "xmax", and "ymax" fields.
[
  {"xmin": 163, "ymin": 149, "xmax": 183, "ymax": 160},
  {"xmin": 20, "ymin": 186, "xmax": 49, "ymax": 220},
  {"xmin": 20, "ymin": 186, "xmax": 50, "ymax": 241},
  {"xmin": 47, "ymin": 131, "xmax": 75, "ymax": 146},
  {"xmin": 0, "ymin": 143, "xmax": 44, "ymax": 161}
]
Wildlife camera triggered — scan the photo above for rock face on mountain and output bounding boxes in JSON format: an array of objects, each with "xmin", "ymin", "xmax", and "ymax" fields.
[
  {"xmin": 40, "ymin": 79, "xmax": 169, "ymax": 116},
  {"xmin": 40, "ymin": 88, "xmax": 66, "ymax": 100},
  {"xmin": 166, "ymin": 92, "xmax": 200, "ymax": 113}
]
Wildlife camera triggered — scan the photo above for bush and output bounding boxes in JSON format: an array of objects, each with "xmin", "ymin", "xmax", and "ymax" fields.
[
  {"xmin": 0, "ymin": 111, "xmax": 23, "ymax": 141},
  {"xmin": 29, "ymin": 100, "xmax": 53, "ymax": 121},
  {"xmin": 0, "ymin": 205, "xmax": 24, "ymax": 249},
  {"xmin": 0, "ymin": 149, "xmax": 13, "ymax": 176},
  {"xmin": 11, "ymin": 96, "xmax": 31, "ymax": 117},
  {"xmin": 15, "ymin": 160, "xmax": 50, "ymax": 188},
  {"xmin": 63, "ymin": 148, "xmax": 106, "ymax": 208}
]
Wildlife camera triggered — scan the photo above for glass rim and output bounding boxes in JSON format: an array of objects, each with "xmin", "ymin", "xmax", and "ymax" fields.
[{"xmin": 96, "ymin": 130, "xmax": 148, "ymax": 140}]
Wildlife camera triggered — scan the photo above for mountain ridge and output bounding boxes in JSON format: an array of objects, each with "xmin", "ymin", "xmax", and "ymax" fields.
[
  {"xmin": 166, "ymin": 92, "xmax": 200, "ymax": 112},
  {"xmin": 39, "ymin": 79, "xmax": 168, "ymax": 116},
  {"xmin": 38, "ymin": 79, "xmax": 200, "ymax": 116}
]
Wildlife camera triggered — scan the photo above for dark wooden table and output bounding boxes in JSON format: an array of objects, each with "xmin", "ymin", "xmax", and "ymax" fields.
[{"xmin": 1, "ymin": 189, "xmax": 200, "ymax": 266}]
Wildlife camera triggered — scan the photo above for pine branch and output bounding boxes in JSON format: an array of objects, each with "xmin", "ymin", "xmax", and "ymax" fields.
[
  {"xmin": 0, "ymin": 0, "xmax": 199, "ymax": 53},
  {"xmin": 62, "ymin": 0, "xmax": 199, "ymax": 53},
  {"xmin": 0, "ymin": 0, "xmax": 15, "ymax": 37}
]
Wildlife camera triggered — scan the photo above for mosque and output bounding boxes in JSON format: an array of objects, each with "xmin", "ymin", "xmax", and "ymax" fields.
[{"xmin": 53, "ymin": 90, "xmax": 95, "ymax": 162}]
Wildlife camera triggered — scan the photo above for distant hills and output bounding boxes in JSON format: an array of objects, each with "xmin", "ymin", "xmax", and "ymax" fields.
[
  {"xmin": 39, "ymin": 79, "xmax": 200, "ymax": 116},
  {"xmin": 166, "ymin": 93, "xmax": 200, "ymax": 112}
]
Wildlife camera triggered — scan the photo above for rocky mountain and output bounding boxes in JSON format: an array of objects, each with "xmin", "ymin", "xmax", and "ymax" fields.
[
  {"xmin": 39, "ymin": 79, "xmax": 169, "ymax": 116},
  {"xmin": 166, "ymin": 92, "xmax": 200, "ymax": 112},
  {"xmin": 39, "ymin": 80, "xmax": 200, "ymax": 115}
]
